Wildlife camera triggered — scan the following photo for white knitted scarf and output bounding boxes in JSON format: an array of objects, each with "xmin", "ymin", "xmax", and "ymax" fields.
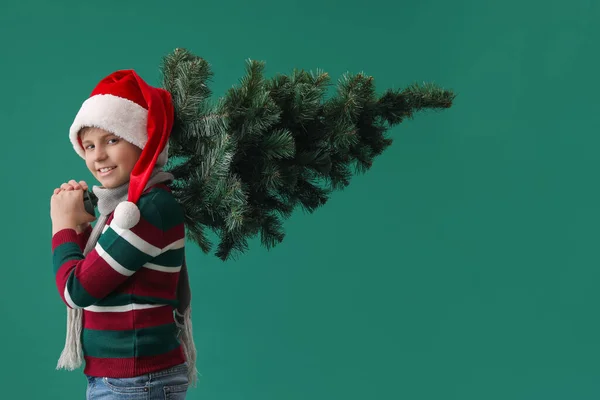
[{"xmin": 55, "ymin": 168, "xmax": 199, "ymax": 387}]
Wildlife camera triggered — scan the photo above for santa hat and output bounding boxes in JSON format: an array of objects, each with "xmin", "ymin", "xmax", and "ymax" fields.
[{"xmin": 69, "ymin": 69, "xmax": 174, "ymax": 230}]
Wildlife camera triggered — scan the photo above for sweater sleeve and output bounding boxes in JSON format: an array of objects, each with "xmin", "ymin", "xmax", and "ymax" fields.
[
  {"xmin": 76, "ymin": 223, "xmax": 93, "ymax": 251},
  {"xmin": 51, "ymin": 192, "xmax": 165, "ymax": 309}
]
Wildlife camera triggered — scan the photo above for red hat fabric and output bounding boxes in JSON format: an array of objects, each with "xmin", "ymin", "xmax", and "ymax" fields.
[{"xmin": 69, "ymin": 69, "xmax": 174, "ymax": 229}]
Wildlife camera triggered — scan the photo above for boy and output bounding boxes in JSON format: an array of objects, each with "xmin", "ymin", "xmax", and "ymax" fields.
[{"xmin": 50, "ymin": 69, "xmax": 196, "ymax": 399}]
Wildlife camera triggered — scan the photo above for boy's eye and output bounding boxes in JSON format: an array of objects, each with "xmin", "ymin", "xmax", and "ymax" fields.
[{"xmin": 84, "ymin": 138, "xmax": 118, "ymax": 150}]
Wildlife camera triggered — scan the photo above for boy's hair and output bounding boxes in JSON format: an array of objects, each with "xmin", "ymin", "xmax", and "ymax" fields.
[
  {"xmin": 78, "ymin": 126, "xmax": 92, "ymax": 138},
  {"xmin": 77, "ymin": 126, "xmax": 93, "ymax": 143}
]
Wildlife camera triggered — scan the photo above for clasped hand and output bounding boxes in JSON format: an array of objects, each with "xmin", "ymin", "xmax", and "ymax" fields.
[{"xmin": 51, "ymin": 180, "xmax": 96, "ymax": 234}]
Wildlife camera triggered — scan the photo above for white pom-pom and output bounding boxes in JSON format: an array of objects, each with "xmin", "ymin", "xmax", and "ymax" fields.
[{"xmin": 113, "ymin": 201, "xmax": 140, "ymax": 229}]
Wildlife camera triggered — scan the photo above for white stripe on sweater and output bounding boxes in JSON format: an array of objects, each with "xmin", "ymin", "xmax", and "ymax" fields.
[
  {"xmin": 103, "ymin": 223, "xmax": 182, "ymax": 253},
  {"xmin": 84, "ymin": 303, "xmax": 169, "ymax": 312},
  {"xmin": 143, "ymin": 262, "xmax": 182, "ymax": 273},
  {"xmin": 95, "ymin": 242, "xmax": 135, "ymax": 276},
  {"xmin": 163, "ymin": 238, "xmax": 185, "ymax": 251},
  {"xmin": 97, "ymin": 222, "xmax": 184, "ymax": 275},
  {"xmin": 63, "ymin": 286, "xmax": 81, "ymax": 309},
  {"xmin": 110, "ymin": 223, "xmax": 162, "ymax": 257}
]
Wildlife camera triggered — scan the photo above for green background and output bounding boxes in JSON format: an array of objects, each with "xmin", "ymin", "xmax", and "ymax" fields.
[{"xmin": 1, "ymin": 0, "xmax": 599, "ymax": 398}]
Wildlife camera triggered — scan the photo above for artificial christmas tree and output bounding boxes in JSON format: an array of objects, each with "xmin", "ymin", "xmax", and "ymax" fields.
[{"xmin": 159, "ymin": 48, "xmax": 456, "ymax": 261}]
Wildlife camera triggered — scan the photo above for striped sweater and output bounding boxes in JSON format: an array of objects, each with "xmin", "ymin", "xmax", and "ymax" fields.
[{"xmin": 51, "ymin": 183, "xmax": 187, "ymax": 378}]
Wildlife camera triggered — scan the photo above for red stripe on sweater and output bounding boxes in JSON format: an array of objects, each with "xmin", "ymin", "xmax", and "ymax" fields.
[
  {"xmin": 164, "ymin": 223, "xmax": 185, "ymax": 246},
  {"xmin": 55, "ymin": 259, "xmax": 77, "ymax": 307},
  {"xmin": 73, "ymin": 249, "xmax": 132, "ymax": 299},
  {"xmin": 77, "ymin": 224, "xmax": 93, "ymax": 251},
  {"xmin": 83, "ymin": 346, "xmax": 186, "ymax": 378},
  {"xmin": 83, "ymin": 305, "xmax": 175, "ymax": 330},
  {"xmin": 114, "ymin": 267, "xmax": 180, "ymax": 300},
  {"xmin": 52, "ymin": 228, "xmax": 79, "ymax": 251},
  {"xmin": 127, "ymin": 217, "xmax": 164, "ymax": 249}
]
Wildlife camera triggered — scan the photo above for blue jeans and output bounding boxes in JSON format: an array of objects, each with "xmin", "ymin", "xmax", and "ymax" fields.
[{"xmin": 85, "ymin": 362, "xmax": 189, "ymax": 399}]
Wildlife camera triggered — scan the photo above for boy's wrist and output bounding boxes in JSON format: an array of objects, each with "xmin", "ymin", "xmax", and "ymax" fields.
[
  {"xmin": 76, "ymin": 222, "xmax": 90, "ymax": 234},
  {"xmin": 51, "ymin": 225, "xmax": 80, "ymax": 250}
]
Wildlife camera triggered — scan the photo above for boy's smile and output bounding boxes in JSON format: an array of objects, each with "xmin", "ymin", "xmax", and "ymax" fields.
[
  {"xmin": 98, "ymin": 166, "xmax": 117, "ymax": 176},
  {"xmin": 79, "ymin": 127, "xmax": 142, "ymax": 188}
]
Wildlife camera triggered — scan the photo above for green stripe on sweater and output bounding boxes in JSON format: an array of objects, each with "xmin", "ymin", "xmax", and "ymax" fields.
[
  {"xmin": 152, "ymin": 247, "xmax": 185, "ymax": 267},
  {"xmin": 141, "ymin": 188, "xmax": 185, "ymax": 231},
  {"xmin": 67, "ymin": 272, "xmax": 98, "ymax": 307},
  {"xmin": 138, "ymin": 190, "xmax": 164, "ymax": 229},
  {"xmin": 53, "ymin": 242, "xmax": 84, "ymax": 275},
  {"xmin": 82, "ymin": 323, "xmax": 181, "ymax": 358},
  {"xmin": 97, "ymin": 228, "xmax": 155, "ymax": 273}
]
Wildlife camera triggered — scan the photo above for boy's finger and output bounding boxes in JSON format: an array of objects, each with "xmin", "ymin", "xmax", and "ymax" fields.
[
  {"xmin": 68, "ymin": 179, "xmax": 81, "ymax": 190},
  {"xmin": 79, "ymin": 180, "xmax": 88, "ymax": 191}
]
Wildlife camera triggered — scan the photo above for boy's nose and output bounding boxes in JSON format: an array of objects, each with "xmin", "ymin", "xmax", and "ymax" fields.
[{"xmin": 93, "ymin": 149, "xmax": 108, "ymax": 161}]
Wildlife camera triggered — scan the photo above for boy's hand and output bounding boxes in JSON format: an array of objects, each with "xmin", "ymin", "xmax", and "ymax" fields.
[
  {"xmin": 51, "ymin": 180, "xmax": 96, "ymax": 235},
  {"xmin": 53, "ymin": 180, "xmax": 89, "ymax": 195}
]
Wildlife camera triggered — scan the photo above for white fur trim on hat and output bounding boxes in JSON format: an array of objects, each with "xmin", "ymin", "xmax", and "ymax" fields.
[{"xmin": 69, "ymin": 94, "xmax": 148, "ymax": 158}]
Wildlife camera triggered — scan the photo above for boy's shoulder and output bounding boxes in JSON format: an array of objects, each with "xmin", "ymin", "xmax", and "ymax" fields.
[
  {"xmin": 137, "ymin": 183, "xmax": 184, "ymax": 229},
  {"xmin": 140, "ymin": 183, "xmax": 177, "ymax": 204}
]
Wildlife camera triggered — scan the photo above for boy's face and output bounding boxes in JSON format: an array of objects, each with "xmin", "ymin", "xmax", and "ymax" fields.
[{"xmin": 80, "ymin": 127, "xmax": 142, "ymax": 188}]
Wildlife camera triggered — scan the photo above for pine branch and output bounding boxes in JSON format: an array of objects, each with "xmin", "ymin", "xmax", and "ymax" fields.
[{"xmin": 159, "ymin": 48, "xmax": 457, "ymax": 261}]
